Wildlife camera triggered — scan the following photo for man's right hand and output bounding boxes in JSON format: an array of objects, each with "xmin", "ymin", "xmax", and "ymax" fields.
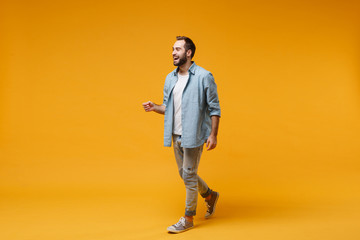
[
  {"xmin": 142, "ymin": 101, "xmax": 166, "ymax": 114},
  {"xmin": 142, "ymin": 101, "xmax": 155, "ymax": 112}
]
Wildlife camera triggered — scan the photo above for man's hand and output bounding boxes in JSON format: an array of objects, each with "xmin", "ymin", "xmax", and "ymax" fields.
[
  {"xmin": 142, "ymin": 101, "xmax": 166, "ymax": 114},
  {"xmin": 206, "ymin": 134, "xmax": 217, "ymax": 151},
  {"xmin": 206, "ymin": 115, "xmax": 220, "ymax": 151},
  {"xmin": 142, "ymin": 101, "xmax": 155, "ymax": 112}
]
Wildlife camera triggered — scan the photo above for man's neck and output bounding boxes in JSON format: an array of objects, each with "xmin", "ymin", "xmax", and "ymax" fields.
[{"xmin": 178, "ymin": 60, "xmax": 193, "ymax": 75}]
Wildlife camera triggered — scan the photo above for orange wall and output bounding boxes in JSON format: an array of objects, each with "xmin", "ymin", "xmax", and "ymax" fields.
[{"xmin": 1, "ymin": 0, "xmax": 359, "ymax": 202}]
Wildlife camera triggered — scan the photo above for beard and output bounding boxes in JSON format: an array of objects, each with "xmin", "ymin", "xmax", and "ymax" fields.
[{"xmin": 173, "ymin": 54, "xmax": 187, "ymax": 66}]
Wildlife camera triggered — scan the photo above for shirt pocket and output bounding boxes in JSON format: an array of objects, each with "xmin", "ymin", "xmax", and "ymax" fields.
[{"xmin": 186, "ymin": 88, "xmax": 200, "ymax": 104}]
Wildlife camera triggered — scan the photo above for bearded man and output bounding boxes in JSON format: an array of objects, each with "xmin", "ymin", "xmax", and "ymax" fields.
[{"xmin": 142, "ymin": 36, "xmax": 221, "ymax": 233}]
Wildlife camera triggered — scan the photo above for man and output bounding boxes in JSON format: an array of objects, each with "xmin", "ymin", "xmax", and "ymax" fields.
[{"xmin": 142, "ymin": 36, "xmax": 221, "ymax": 233}]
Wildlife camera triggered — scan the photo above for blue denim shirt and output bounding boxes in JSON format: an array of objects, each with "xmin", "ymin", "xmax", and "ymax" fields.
[{"xmin": 162, "ymin": 62, "xmax": 221, "ymax": 148}]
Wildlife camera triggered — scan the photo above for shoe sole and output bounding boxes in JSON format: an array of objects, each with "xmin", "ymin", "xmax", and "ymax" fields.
[
  {"xmin": 167, "ymin": 225, "xmax": 194, "ymax": 233},
  {"xmin": 205, "ymin": 192, "xmax": 219, "ymax": 219}
]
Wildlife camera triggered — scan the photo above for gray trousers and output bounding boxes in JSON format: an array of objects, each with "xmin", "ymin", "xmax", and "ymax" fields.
[{"xmin": 172, "ymin": 135, "xmax": 212, "ymax": 216}]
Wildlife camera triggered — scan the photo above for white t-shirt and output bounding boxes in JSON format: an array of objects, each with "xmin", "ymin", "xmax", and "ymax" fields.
[{"xmin": 172, "ymin": 73, "xmax": 189, "ymax": 135}]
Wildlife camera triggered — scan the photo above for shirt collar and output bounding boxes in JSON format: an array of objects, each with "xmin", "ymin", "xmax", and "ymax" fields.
[{"xmin": 174, "ymin": 61, "xmax": 196, "ymax": 76}]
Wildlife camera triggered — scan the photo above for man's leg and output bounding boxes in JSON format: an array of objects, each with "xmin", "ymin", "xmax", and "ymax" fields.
[
  {"xmin": 168, "ymin": 135, "xmax": 218, "ymax": 233},
  {"xmin": 173, "ymin": 135, "xmax": 210, "ymax": 195},
  {"xmin": 167, "ymin": 135, "xmax": 195, "ymax": 233},
  {"xmin": 181, "ymin": 145, "xmax": 219, "ymax": 219},
  {"xmin": 181, "ymin": 145, "xmax": 204, "ymax": 217}
]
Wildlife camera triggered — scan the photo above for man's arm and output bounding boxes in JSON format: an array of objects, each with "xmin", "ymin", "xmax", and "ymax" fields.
[
  {"xmin": 206, "ymin": 115, "xmax": 220, "ymax": 151},
  {"xmin": 142, "ymin": 101, "xmax": 166, "ymax": 115}
]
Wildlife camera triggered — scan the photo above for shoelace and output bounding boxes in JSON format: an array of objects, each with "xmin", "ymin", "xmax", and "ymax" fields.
[
  {"xmin": 205, "ymin": 201, "xmax": 211, "ymax": 212},
  {"xmin": 174, "ymin": 217, "xmax": 186, "ymax": 227}
]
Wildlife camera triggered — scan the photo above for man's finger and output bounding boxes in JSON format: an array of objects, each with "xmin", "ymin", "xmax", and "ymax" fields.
[{"xmin": 208, "ymin": 142, "xmax": 217, "ymax": 151}]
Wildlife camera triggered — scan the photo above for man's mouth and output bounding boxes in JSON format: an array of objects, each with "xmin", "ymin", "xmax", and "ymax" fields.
[{"xmin": 173, "ymin": 56, "xmax": 179, "ymax": 61}]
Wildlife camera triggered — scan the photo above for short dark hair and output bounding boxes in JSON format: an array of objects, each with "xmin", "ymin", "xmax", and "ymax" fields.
[{"xmin": 176, "ymin": 36, "xmax": 196, "ymax": 59}]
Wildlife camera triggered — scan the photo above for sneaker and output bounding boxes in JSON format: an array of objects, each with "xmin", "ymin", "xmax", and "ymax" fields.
[
  {"xmin": 205, "ymin": 191, "xmax": 219, "ymax": 218},
  {"xmin": 167, "ymin": 217, "xmax": 194, "ymax": 233}
]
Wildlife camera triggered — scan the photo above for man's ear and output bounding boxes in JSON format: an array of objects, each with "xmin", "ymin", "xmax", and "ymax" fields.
[{"xmin": 186, "ymin": 49, "xmax": 192, "ymax": 58}]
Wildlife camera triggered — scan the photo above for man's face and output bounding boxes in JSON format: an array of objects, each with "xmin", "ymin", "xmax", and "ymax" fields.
[{"xmin": 172, "ymin": 40, "xmax": 189, "ymax": 66}]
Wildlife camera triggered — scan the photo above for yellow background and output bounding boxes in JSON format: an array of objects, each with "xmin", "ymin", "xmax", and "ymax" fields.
[{"xmin": 1, "ymin": 0, "xmax": 360, "ymax": 239}]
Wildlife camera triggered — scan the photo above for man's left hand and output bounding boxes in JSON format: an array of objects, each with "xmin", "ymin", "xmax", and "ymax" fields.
[{"xmin": 206, "ymin": 135, "xmax": 217, "ymax": 151}]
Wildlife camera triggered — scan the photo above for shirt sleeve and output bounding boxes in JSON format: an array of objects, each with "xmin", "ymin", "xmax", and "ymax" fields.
[
  {"xmin": 162, "ymin": 76, "xmax": 170, "ymax": 107},
  {"xmin": 204, "ymin": 72, "xmax": 221, "ymax": 117}
]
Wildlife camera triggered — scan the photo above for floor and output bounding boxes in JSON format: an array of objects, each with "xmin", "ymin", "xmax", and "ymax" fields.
[{"xmin": 1, "ymin": 182, "xmax": 359, "ymax": 240}]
